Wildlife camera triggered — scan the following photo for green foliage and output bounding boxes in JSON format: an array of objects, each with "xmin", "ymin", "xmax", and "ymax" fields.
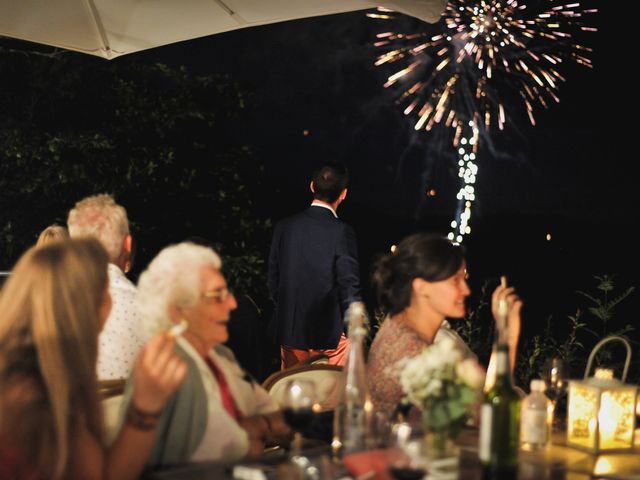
[
  {"xmin": 453, "ymin": 274, "xmax": 637, "ymax": 388},
  {"xmin": 514, "ymin": 312, "xmax": 586, "ymax": 387},
  {"xmin": 0, "ymin": 43, "xmax": 270, "ymax": 300},
  {"xmin": 575, "ymin": 275, "xmax": 637, "ymax": 382},
  {"xmin": 365, "ymin": 307, "xmax": 386, "ymax": 355},
  {"xmin": 455, "ymin": 281, "xmax": 494, "ymax": 365},
  {"xmin": 576, "ymin": 275, "xmax": 635, "ymax": 339}
]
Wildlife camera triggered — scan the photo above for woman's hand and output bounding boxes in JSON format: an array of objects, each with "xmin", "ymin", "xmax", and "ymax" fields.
[
  {"xmin": 131, "ymin": 334, "xmax": 187, "ymax": 413},
  {"xmin": 491, "ymin": 276, "xmax": 523, "ymax": 357},
  {"xmin": 239, "ymin": 415, "xmax": 269, "ymax": 458},
  {"xmin": 263, "ymin": 411, "xmax": 293, "ymax": 446},
  {"xmin": 239, "ymin": 412, "xmax": 293, "ymax": 457}
]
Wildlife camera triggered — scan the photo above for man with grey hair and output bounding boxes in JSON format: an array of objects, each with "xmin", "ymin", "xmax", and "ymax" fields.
[{"xmin": 68, "ymin": 193, "xmax": 145, "ymax": 379}]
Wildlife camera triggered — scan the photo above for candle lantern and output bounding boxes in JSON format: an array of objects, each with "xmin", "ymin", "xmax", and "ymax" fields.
[{"xmin": 567, "ymin": 336, "xmax": 637, "ymax": 453}]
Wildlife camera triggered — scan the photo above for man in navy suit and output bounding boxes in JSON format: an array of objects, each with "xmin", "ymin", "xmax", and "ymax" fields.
[{"xmin": 268, "ymin": 163, "xmax": 361, "ymax": 369}]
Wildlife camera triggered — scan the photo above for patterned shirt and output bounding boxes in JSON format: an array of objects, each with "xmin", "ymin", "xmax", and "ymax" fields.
[
  {"xmin": 367, "ymin": 318, "xmax": 476, "ymax": 417},
  {"xmin": 97, "ymin": 264, "xmax": 145, "ymax": 380}
]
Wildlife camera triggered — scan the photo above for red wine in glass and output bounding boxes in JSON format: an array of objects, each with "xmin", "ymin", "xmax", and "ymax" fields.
[
  {"xmin": 281, "ymin": 379, "xmax": 316, "ymax": 457},
  {"xmin": 283, "ymin": 407, "xmax": 314, "ymax": 431},
  {"xmin": 388, "ymin": 466, "xmax": 427, "ymax": 480}
]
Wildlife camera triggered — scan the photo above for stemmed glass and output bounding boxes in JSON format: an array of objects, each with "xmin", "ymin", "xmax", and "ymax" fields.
[
  {"xmin": 281, "ymin": 379, "xmax": 317, "ymax": 457},
  {"xmin": 386, "ymin": 421, "xmax": 427, "ymax": 480},
  {"xmin": 542, "ymin": 357, "xmax": 568, "ymax": 432}
]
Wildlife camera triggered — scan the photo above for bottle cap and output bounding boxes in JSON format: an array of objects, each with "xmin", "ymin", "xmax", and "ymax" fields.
[{"xmin": 530, "ymin": 379, "xmax": 545, "ymax": 392}]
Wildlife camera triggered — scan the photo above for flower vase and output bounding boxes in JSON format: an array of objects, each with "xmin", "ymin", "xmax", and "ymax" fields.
[{"xmin": 423, "ymin": 426, "xmax": 460, "ymax": 479}]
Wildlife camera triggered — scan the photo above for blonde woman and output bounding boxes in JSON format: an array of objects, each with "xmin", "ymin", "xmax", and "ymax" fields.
[
  {"xmin": 35, "ymin": 224, "xmax": 69, "ymax": 246},
  {"xmin": 0, "ymin": 238, "xmax": 186, "ymax": 480}
]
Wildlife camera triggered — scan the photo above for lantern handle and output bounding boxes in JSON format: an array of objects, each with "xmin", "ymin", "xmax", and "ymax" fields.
[{"xmin": 584, "ymin": 335, "xmax": 632, "ymax": 381}]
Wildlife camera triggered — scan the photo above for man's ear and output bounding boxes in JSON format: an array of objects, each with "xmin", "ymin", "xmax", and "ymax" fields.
[
  {"xmin": 339, "ymin": 188, "xmax": 348, "ymax": 201},
  {"xmin": 310, "ymin": 181, "xmax": 315, "ymax": 193},
  {"xmin": 123, "ymin": 234, "xmax": 132, "ymax": 254}
]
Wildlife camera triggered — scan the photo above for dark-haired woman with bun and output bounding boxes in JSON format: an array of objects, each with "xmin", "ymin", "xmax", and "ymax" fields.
[{"xmin": 366, "ymin": 233, "xmax": 522, "ymax": 416}]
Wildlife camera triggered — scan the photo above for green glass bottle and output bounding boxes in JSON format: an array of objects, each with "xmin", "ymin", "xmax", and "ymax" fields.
[{"xmin": 478, "ymin": 300, "xmax": 520, "ymax": 479}]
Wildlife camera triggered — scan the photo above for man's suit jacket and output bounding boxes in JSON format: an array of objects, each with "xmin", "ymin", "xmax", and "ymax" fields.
[{"xmin": 268, "ymin": 205, "xmax": 361, "ymax": 350}]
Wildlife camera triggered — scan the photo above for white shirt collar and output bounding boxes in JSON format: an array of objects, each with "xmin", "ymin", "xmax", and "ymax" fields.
[{"xmin": 311, "ymin": 201, "xmax": 338, "ymax": 218}]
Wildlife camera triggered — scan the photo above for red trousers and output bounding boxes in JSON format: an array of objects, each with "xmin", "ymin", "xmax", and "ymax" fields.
[{"xmin": 280, "ymin": 333, "xmax": 350, "ymax": 369}]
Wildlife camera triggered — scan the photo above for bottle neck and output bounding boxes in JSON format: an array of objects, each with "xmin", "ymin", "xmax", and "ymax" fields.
[
  {"xmin": 345, "ymin": 329, "xmax": 367, "ymax": 382},
  {"xmin": 349, "ymin": 330, "xmax": 364, "ymax": 351},
  {"xmin": 495, "ymin": 344, "xmax": 511, "ymax": 383},
  {"xmin": 494, "ymin": 305, "xmax": 511, "ymax": 383}
]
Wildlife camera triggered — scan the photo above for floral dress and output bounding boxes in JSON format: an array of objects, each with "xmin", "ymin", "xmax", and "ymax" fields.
[
  {"xmin": 366, "ymin": 318, "xmax": 476, "ymax": 418},
  {"xmin": 367, "ymin": 318, "xmax": 428, "ymax": 417}
]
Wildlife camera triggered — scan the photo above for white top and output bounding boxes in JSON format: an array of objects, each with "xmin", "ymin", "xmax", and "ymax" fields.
[
  {"xmin": 530, "ymin": 379, "xmax": 545, "ymax": 392},
  {"xmin": 310, "ymin": 201, "xmax": 338, "ymax": 218},
  {"xmin": 97, "ymin": 264, "xmax": 145, "ymax": 380},
  {"xmin": 177, "ymin": 338, "xmax": 279, "ymax": 461}
]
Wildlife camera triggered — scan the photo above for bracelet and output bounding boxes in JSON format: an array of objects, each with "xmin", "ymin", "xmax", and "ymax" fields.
[{"xmin": 125, "ymin": 403, "xmax": 163, "ymax": 431}]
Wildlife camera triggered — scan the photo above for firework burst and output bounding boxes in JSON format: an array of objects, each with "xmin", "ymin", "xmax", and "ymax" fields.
[
  {"xmin": 369, "ymin": 0, "xmax": 596, "ymax": 242},
  {"xmin": 370, "ymin": 0, "xmax": 597, "ymax": 143}
]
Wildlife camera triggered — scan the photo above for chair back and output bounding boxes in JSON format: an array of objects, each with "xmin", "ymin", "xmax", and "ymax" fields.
[
  {"xmin": 262, "ymin": 364, "xmax": 343, "ymax": 411},
  {"xmin": 98, "ymin": 378, "xmax": 126, "ymax": 399},
  {"xmin": 98, "ymin": 379, "xmax": 126, "ymax": 446},
  {"xmin": 301, "ymin": 353, "xmax": 330, "ymax": 365}
]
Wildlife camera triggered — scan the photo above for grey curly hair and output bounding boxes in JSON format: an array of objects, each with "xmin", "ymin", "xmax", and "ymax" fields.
[
  {"xmin": 67, "ymin": 194, "xmax": 129, "ymax": 262},
  {"xmin": 137, "ymin": 242, "xmax": 222, "ymax": 336}
]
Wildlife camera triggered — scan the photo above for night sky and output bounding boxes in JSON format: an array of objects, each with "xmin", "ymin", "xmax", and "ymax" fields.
[
  {"xmin": 135, "ymin": 3, "xmax": 626, "ymax": 226},
  {"xmin": 138, "ymin": 7, "xmax": 609, "ymax": 205},
  {"xmin": 133, "ymin": 3, "xmax": 636, "ymax": 320},
  {"xmin": 3, "ymin": 3, "xmax": 637, "ymax": 334}
]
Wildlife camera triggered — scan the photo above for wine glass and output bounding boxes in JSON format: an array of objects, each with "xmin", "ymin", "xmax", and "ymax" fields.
[
  {"xmin": 281, "ymin": 379, "xmax": 317, "ymax": 457},
  {"xmin": 542, "ymin": 357, "xmax": 568, "ymax": 432},
  {"xmin": 386, "ymin": 421, "xmax": 427, "ymax": 480}
]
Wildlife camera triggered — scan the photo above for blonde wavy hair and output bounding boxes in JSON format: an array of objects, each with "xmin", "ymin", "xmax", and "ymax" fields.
[
  {"xmin": 36, "ymin": 224, "xmax": 69, "ymax": 247},
  {"xmin": 0, "ymin": 238, "xmax": 109, "ymax": 479},
  {"xmin": 137, "ymin": 242, "xmax": 221, "ymax": 336},
  {"xmin": 67, "ymin": 193, "xmax": 129, "ymax": 262}
]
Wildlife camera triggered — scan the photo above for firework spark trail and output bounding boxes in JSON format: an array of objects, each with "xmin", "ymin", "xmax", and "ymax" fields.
[
  {"xmin": 369, "ymin": 0, "xmax": 596, "ymax": 241},
  {"xmin": 370, "ymin": 0, "xmax": 596, "ymax": 141},
  {"xmin": 371, "ymin": 0, "xmax": 597, "ymax": 142}
]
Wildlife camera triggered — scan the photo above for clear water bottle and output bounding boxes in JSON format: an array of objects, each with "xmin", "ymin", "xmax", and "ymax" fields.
[
  {"xmin": 520, "ymin": 379, "xmax": 552, "ymax": 451},
  {"xmin": 332, "ymin": 302, "xmax": 373, "ymax": 455}
]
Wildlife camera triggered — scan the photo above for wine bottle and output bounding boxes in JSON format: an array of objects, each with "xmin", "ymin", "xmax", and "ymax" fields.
[
  {"xmin": 332, "ymin": 302, "xmax": 373, "ymax": 455},
  {"xmin": 478, "ymin": 299, "xmax": 520, "ymax": 479}
]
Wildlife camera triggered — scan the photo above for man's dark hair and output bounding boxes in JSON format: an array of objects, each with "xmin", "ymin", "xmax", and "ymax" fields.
[{"xmin": 311, "ymin": 163, "xmax": 349, "ymax": 203}]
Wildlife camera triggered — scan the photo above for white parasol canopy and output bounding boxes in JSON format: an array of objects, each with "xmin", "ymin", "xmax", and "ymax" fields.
[{"xmin": 0, "ymin": 0, "xmax": 446, "ymax": 60}]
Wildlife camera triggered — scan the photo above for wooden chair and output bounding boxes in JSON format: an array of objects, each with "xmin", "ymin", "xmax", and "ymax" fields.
[
  {"xmin": 98, "ymin": 378, "xmax": 126, "ymax": 399},
  {"xmin": 262, "ymin": 364, "xmax": 344, "ymax": 412},
  {"xmin": 98, "ymin": 379, "xmax": 126, "ymax": 446},
  {"xmin": 301, "ymin": 353, "xmax": 330, "ymax": 365}
]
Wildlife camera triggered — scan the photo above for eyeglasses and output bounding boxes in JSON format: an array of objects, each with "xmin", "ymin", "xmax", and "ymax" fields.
[{"xmin": 202, "ymin": 287, "xmax": 233, "ymax": 304}]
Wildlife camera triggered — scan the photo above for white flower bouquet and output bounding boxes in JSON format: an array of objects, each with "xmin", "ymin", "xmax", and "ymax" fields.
[{"xmin": 397, "ymin": 338, "xmax": 484, "ymax": 446}]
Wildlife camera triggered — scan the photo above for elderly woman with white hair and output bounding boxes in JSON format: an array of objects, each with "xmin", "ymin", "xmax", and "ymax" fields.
[{"xmin": 117, "ymin": 242, "xmax": 290, "ymax": 467}]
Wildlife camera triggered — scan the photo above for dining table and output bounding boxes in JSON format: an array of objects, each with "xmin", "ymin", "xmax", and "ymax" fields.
[{"xmin": 145, "ymin": 428, "xmax": 640, "ymax": 479}]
